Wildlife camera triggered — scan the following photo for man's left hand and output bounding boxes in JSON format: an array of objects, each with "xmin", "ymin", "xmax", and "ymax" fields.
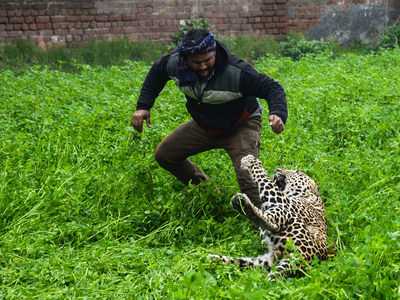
[{"xmin": 269, "ymin": 115, "xmax": 285, "ymax": 134}]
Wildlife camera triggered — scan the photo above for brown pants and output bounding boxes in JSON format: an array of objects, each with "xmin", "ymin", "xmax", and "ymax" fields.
[{"xmin": 154, "ymin": 117, "xmax": 262, "ymax": 209}]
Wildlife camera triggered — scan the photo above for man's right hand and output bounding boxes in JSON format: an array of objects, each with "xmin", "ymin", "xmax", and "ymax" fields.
[{"xmin": 132, "ymin": 110, "xmax": 151, "ymax": 133}]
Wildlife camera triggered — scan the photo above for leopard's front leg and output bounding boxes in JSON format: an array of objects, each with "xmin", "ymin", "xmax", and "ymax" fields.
[{"xmin": 231, "ymin": 193, "xmax": 281, "ymax": 232}]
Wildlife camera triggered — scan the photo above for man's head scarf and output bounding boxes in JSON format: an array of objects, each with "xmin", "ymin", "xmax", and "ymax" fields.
[{"xmin": 177, "ymin": 31, "xmax": 216, "ymax": 86}]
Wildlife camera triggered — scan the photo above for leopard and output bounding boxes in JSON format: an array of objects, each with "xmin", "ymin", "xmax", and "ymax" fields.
[{"xmin": 208, "ymin": 154, "xmax": 336, "ymax": 278}]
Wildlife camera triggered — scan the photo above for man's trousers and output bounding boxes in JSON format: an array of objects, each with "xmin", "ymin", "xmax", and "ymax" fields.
[{"xmin": 154, "ymin": 116, "xmax": 263, "ymax": 209}]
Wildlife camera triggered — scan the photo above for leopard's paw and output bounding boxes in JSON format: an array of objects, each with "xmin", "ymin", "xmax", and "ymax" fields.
[
  {"xmin": 208, "ymin": 254, "xmax": 234, "ymax": 265},
  {"xmin": 231, "ymin": 193, "xmax": 251, "ymax": 213}
]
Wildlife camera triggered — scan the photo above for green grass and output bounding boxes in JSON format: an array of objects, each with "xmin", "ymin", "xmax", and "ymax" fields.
[
  {"xmin": 0, "ymin": 32, "xmax": 344, "ymax": 75},
  {"xmin": 1, "ymin": 49, "xmax": 400, "ymax": 299},
  {"xmin": 0, "ymin": 38, "xmax": 168, "ymax": 75}
]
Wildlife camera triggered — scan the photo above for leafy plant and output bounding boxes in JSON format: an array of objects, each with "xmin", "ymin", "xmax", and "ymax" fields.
[
  {"xmin": 279, "ymin": 31, "xmax": 344, "ymax": 61},
  {"xmin": 379, "ymin": 18, "xmax": 400, "ymax": 48},
  {"xmin": 218, "ymin": 34, "xmax": 282, "ymax": 64},
  {"xmin": 170, "ymin": 18, "xmax": 211, "ymax": 46}
]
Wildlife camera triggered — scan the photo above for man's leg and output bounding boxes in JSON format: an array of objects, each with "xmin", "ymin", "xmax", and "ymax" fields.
[
  {"xmin": 154, "ymin": 119, "xmax": 216, "ymax": 185},
  {"xmin": 222, "ymin": 117, "xmax": 263, "ymax": 209}
]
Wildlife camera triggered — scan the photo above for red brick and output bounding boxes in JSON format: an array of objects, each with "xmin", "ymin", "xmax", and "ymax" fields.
[
  {"xmin": 36, "ymin": 16, "xmax": 50, "ymax": 23},
  {"xmin": 81, "ymin": 3, "xmax": 95, "ymax": 9},
  {"xmin": 276, "ymin": 10, "xmax": 286, "ymax": 16},
  {"xmin": 10, "ymin": 17, "xmax": 24, "ymax": 23},
  {"xmin": 66, "ymin": 16, "xmax": 79, "ymax": 22},
  {"xmin": 137, "ymin": 14, "xmax": 150, "ymax": 20},
  {"xmin": 64, "ymin": 3, "xmax": 80, "ymax": 9},
  {"xmin": 122, "ymin": 14, "xmax": 136, "ymax": 21},
  {"xmin": 32, "ymin": 3, "xmax": 47, "ymax": 10},
  {"xmin": 54, "ymin": 29, "xmax": 68, "ymax": 35},
  {"xmin": 24, "ymin": 16, "xmax": 35, "ymax": 23},
  {"xmin": 24, "ymin": 30, "xmax": 38, "ymax": 37},
  {"xmin": 95, "ymin": 15, "xmax": 109, "ymax": 22},
  {"xmin": 66, "ymin": 35, "xmax": 73, "ymax": 42},
  {"xmin": 8, "ymin": 30, "xmax": 24, "ymax": 37},
  {"xmin": 96, "ymin": 28, "xmax": 110, "ymax": 35},
  {"xmin": 81, "ymin": 15, "xmax": 94, "ymax": 22},
  {"xmin": 38, "ymin": 30, "xmax": 53, "ymax": 36},
  {"xmin": 3, "ymin": 4, "xmax": 18, "ymax": 10},
  {"xmin": 69, "ymin": 28, "xmax": 83, "ymax": 35},
  {"xmin": 305, "ymin": 20, "xmax": 318, "ymax": 25},
  {"xmin": 241, "ymin": 24, "xmax": 252, "ymax": 30},
  {"xmin": 51, "ymin": 16, "xmax": 66, "ymax": 23},
  {"xmin": 267, "ymin": 28, "xmax": 279, "ymax": 34},
  {"xmin": 84, "ymin": 28, "xmax": 96, "ymax": 35},
  {"xmin": 110, "ymin": 15, "xmax": 122, "ymax": 21},
  {"xmin": 0, "ymin": 17, "xmax": 7, "ymax": 23}
]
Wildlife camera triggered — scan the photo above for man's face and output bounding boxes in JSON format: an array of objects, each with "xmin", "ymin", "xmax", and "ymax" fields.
[{"xmin": 186, "ymin": 50, "xmax": 216, "ymax": 79}]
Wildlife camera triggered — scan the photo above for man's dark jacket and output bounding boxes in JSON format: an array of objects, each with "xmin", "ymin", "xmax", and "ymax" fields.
[{"xmin": 136, "ymin": 40, "xmax": 288, "ymax": 132}]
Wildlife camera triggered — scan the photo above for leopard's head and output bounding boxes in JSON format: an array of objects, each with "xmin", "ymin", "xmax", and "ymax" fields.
[{"xmin": 273, "ymin": 168, "xmax": 320, "ymax": 199}]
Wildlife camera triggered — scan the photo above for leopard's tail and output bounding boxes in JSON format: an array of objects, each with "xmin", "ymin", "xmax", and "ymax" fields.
[{"xmin": 208, "ymin": 251, "xmax": 280, "ymax": 268}]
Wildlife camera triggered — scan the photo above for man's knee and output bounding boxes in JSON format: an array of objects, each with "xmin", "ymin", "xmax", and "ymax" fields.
[{"xmin": 154, "ymin": 142, "xmax": 169, "ymax": 167}]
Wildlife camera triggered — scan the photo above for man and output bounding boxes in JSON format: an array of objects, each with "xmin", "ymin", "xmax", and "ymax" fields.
[{"xmin": 132, "ymin": 29, "xmax": 287, "ymax": 215}]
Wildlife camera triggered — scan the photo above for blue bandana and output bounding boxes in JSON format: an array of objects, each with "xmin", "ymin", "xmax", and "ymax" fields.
[{"xmin": 177, "ymin": 31, "xmax": 216, "ymax": 86}]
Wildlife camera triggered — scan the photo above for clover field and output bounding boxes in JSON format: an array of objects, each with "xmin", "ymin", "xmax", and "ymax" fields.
[{"xmin": 1, "ymin": 49, "xmax": 400, "ymax": 299}]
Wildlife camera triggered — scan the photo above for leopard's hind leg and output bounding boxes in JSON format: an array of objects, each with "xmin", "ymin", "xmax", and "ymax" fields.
[{"xmin": 208, "ymin": 250, "xmax": 280, "ymax": 268}]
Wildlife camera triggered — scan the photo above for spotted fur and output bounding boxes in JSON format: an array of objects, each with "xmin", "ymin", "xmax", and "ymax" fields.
[{"xmin": 208, "ymin": 155, "xmax": 336, "ymax": 278}]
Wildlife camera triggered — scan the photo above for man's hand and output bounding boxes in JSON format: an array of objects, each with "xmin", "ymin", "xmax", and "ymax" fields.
[
  {"xmin": 132, "ymin": 110, "xmax": 151, "ymax": 133},
  {"xmin": 269, "ymin": 115, "xmax": 285, "ymax": 134}
]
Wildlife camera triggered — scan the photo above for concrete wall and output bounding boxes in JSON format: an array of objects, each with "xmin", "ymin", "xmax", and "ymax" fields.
[
  {"xmin": 0, "ymin": 0, "xmax": 399, "ymax": 48},
  {"xmin": 288, "ymin": 0, "xmax": 400, "ymax": 46}
]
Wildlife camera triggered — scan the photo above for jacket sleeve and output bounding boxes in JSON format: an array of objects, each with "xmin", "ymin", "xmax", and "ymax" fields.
[
  {"xmin": 239, "ymin": 62, "xmax": 288, "ymax": 124},
  {"xmin": 136, "ymin": 55, "xmax": 172, "ymax": 111}
]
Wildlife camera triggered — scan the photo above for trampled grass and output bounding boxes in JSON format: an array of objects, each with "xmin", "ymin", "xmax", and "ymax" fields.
[{"xmin": 1, "ymin": 49, "xmax": 400, "ymax": 299}]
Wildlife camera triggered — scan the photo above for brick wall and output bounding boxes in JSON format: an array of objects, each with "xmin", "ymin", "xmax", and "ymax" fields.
[
  {"xmin": 0, "ymin": 0, "xmax": 288, "ymax": 49},
  {"xmin": 0, "ymin": 0, "xmax": 399, "ymax": 48}
]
